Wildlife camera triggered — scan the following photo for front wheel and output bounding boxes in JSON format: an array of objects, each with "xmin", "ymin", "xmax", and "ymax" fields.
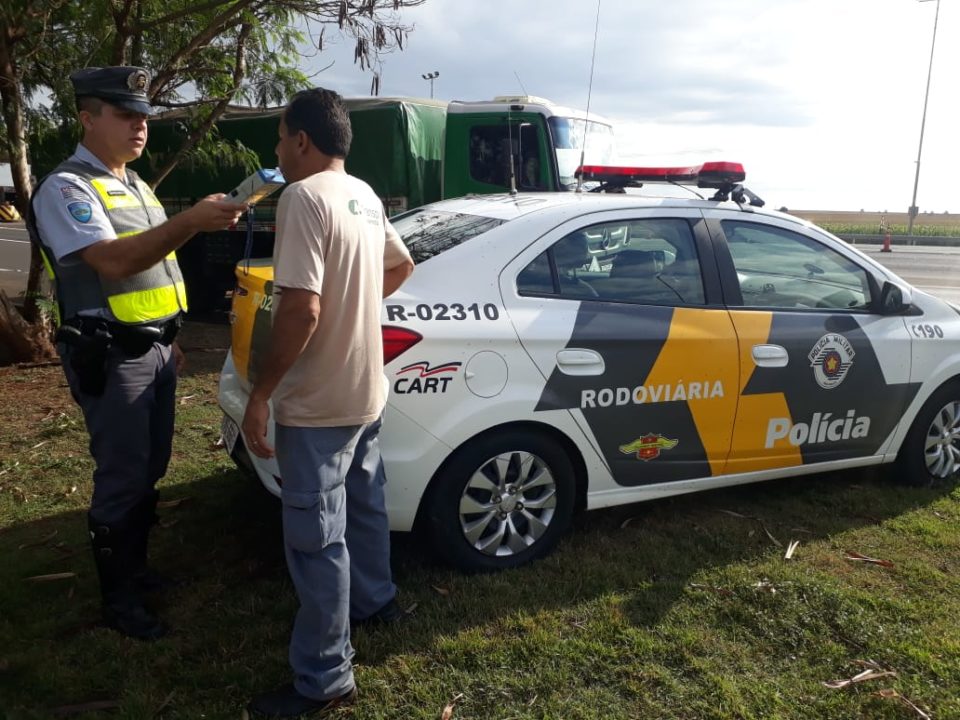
[
  {"xmin": 895, "ymin": 380, "xmax": 960, "ymax": 486},
  {"xmin": 423, "ymin": 430, "xmax": 577, "ymax": 572}
]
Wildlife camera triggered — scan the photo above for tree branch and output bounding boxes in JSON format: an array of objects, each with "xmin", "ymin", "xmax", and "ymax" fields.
[
  {"xmin": 148, "ymin": 0, "xmax": 261, "ymax": 98},
  {"xmin": 136, "ymin": 0, "xmax": 248, "ymax": 32},
  {"xmin": 151, "ymin": 22, "xmax": 253, "ymax": 189}
]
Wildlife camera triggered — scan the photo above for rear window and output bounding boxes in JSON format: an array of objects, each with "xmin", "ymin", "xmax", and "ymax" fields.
[{"xmin": 392, "ymin": 209, "xmax": 506, "ymax": 263}]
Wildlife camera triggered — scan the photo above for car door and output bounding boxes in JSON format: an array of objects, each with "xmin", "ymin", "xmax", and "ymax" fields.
[
  {"xmin": 706, "ymin": 212, "xmax": 920, "ymax": 473},
  {"xmin": 500, "ymin": 208, "xmax": 740, "ymax": 487}
]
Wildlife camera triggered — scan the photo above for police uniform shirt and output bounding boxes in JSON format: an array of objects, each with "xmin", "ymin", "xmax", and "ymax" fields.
[{"xmin": 33, "ymin": 144, "xmax": 137, "ymax": 264}]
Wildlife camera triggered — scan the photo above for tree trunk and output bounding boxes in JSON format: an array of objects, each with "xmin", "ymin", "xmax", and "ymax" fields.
[
  {"xmin": 0, "ymin": 25, "xmax": 53, "ymax": 361},
  {"xmin": 0, "ymin": 291, "xmax": 56, "ymax": 364}
]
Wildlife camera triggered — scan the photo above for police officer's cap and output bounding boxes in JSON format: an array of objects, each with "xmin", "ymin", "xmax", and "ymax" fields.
[{"xmin": 70, "ymin": 66, "xmax": 154, "ymax": 115}]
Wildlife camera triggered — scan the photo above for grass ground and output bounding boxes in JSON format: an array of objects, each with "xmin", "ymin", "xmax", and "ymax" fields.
[{"xmin": 1, "ymin": 323, "xmax": 958, "ymax": 719}]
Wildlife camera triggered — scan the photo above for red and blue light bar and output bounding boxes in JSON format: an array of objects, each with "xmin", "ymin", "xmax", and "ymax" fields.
[{"xmin": 575, "ymin": 161, "xmax": 746, "ymax": 189}]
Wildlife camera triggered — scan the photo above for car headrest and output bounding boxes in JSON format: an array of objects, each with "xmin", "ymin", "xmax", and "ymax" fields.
[{"xmin": 610, "ymin": 249, "xmax": 660, "ymax": 278}]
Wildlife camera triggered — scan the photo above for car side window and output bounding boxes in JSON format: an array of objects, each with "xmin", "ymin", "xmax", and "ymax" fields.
[
  {"xmin": 517, "ymin": 218, "xmax": 706, "ymax": 306},
  {"xmin": 723, "ymin": 220, "xmax": 872, "ymax": 310}
]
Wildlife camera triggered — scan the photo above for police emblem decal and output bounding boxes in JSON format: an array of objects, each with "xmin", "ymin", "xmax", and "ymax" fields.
[
  {"xmin": 67, "ymin": 201, "xmax": 93, "ymax": 223},
  {"xmin": 619, "ymin": 434, "xmax": 679, "ymax": 461},
  {"xmin": 127, "ymin": 70, "xmax": 148, "ymax": 92},
  {"xmin": 808, "ymin": 333, "xmax": 855, "ymax": 389}
]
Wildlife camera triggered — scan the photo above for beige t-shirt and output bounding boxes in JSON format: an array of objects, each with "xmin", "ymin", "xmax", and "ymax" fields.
[{"xmin": 271, "ymin": 170, "xmax": 412, "ymax": 427}]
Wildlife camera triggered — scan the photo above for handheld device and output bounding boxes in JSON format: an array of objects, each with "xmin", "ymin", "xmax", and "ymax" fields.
[{"xmin": 227, "ymin": 168, "xmax": 285, "ymax": 205}]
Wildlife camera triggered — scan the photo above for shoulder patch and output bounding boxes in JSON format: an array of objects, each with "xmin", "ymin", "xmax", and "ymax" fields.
[
  {"xmin": 67, "ymin": 201, "xmax": 93, "ymax": 223},
  {"xmin": 59, "ymin": 184, "xmax": 88, "ymax": 202}
]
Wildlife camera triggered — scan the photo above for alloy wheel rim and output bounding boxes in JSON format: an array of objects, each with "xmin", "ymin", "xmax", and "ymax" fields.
[
  {"xmin": 923, "ymin": 401, "xmax": 960, "ymax": 479},
  {"xmin": 458, "ymin": 450, "xmax": 558, "ymax": 557}
]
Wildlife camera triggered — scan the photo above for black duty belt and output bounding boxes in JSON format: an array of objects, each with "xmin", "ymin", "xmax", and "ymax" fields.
[{"xmin": 60, "ymin": 314, "xmax": 182, "ymax": 356}]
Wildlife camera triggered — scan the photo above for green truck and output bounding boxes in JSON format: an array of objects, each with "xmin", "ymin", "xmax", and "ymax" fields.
[{"xmin": 137, "ymin": 94, "xmax": 617, "ymax": 310}]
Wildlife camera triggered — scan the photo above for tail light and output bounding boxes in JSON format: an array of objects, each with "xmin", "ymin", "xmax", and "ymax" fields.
[{"xmin": 382, "ymin": 325, "xmax": 423, "ymax": 365}]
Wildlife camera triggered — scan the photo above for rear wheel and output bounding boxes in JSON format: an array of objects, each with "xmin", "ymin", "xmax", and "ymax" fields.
[
  {"xmin": 895, "ymin": 381, "xmax": 960, "ymax": 486},
  {"xmin": 423, "ymin": 430, "xmax": 577, "ymax": 572}
]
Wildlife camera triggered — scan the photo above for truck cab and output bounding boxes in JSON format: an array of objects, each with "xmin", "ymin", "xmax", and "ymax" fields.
[{"xmin": 442, "ymin": 95, "xmax": 616, "ymax": 198}]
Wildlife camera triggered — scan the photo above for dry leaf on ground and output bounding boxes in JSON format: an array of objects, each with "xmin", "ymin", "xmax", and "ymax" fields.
[
  {"xmin": 18, "ymin": 529, "xmax": 58, "ymax": 549},
  {"xmin": 157, "ymin": 498, "xmax": 188, "ymax": 509},
  {"xmin": 25, "ymin": 572, "xmax": 76, "ymax": 582},
  {"xmin": 844, "ymin": 551, "xmax": 894, "ymax": 568},
  {"xmin": 784, "ymin": 540, "xmax": 800, "ymax": 560},
  {"xmin": 823, "ymin": 661, "xmax": 897, "ymax": 689},
  {"xmin": 717, "ymin": 509, "xmax": 753, "ymax": 519},
  {"xmin": 876, "ymin": 689, "xmax": 931, "ymax": 719},
  {"xmin": 432, "ymin": 585, "xmax": 450, "ymax": 596},
  {"xmin": 441, "ymin": 692, "xmax": 465, "ymax": 720}
]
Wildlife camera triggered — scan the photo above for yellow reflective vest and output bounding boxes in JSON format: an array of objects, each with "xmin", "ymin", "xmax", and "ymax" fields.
[{"xmin": 30, "ymin": 160, "xmax": 187, "ymax": 324}]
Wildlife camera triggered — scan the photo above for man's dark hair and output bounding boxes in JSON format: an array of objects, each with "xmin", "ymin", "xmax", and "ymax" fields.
[
  {"xmin": 283, "ymin": 88, "xmax": 352, "ymax": 158},
  {"xmin": 76, "ymin": 96, "xmax": 105, "ymax": 115}
]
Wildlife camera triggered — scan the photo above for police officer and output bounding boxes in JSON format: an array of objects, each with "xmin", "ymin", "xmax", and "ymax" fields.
[{"xmin": 27, "ymin": 67, "xmax": 245, "ymax": 640}]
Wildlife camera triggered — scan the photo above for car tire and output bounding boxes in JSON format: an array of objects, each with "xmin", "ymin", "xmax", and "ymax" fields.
[
  {"xmin": 894, "ymin": 380, "xmax": 960, "ymax": 486},
  {"xmin": 231, "ymin": 441, "xmax": 257, "ymax": 479},
  {"xmin": 423, "ymin": 430, "xmax": 577, "ymax": 572}
]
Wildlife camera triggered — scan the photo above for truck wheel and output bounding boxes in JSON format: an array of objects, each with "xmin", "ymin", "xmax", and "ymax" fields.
[
  {"xmin": 423, "ymin": 430, "xmax": 576, "ymax": 572},
  {"xmin": 895, "ymin": 380, "xmax": 960, "ymax": 486}
]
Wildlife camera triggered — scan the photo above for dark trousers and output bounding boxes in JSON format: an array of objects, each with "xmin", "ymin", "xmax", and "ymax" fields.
[{"xmin": 63, "ymin": 343, "xmax": 176, "ymax": 526}]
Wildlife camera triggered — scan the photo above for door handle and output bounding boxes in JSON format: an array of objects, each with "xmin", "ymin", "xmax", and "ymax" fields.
[
  {"xmin": 556, "ymin": 349, "xmax": 605, "ymax": 376},
  {"xmin": 752, "ymin": 344, "xmax": 788, "ymax": 367}
]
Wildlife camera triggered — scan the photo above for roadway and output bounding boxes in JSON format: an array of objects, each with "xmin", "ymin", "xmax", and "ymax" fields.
[
  {"xmin": 0, "ymin": 221, "xmax": 30, "ymax": 300},
  {"xmin": 2, "ymin": 220, "xmax": 960, "ymax": 304},
  {"xmin": 854, "ymin": 242, "xmax": 960, "ymax": 305}
]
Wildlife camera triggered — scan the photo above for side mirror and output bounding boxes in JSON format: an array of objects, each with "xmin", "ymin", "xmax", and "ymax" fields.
[{"xmin": 878, "ymin": 280, "xmax": 912, "ymax": 315}]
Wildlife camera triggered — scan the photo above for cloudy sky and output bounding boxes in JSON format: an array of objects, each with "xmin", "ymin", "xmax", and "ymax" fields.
[{"xmin": 305, "ymin": 0, "xmax": 958, "ymax": 213}]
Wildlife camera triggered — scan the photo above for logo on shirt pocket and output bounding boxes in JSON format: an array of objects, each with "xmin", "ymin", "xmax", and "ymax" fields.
[{"xmin": 67, "ymin": 201, "xmax": 93, "ymax": 223}]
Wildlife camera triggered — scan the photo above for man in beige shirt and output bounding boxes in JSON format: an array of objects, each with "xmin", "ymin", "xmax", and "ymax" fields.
[{"xmin": 240, "ymin": 88, "xmax": 413, "ymax": 718}]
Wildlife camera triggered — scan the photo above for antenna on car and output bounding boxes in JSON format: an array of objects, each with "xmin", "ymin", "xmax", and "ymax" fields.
[
  {"xmin": 513, "ymin": 70, "xmax": 529, "ymax": 96},
  {"xmin": 576, "ymin": 0, "xmax": 602, "ymax": 194}
]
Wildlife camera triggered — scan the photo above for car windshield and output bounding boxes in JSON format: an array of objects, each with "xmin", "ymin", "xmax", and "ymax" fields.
[
  {"xmin": 548, "ymin": 117, "xmax": 617, "ymax": 188},
  {"xmin": 392, "ymin": 209, "xmax": 506, "ymax": 264}
]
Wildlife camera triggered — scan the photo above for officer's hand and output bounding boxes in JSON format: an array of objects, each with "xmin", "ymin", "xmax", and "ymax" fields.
[
  {"xmin": 241, "ymin": 394, "xmax": 275, "ymax": 459},
  {"xmin": 184, "ymin": 194, "xmax": 246, "ymax": 232}
]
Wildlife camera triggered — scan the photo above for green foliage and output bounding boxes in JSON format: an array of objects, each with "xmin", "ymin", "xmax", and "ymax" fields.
[
  {"xmin": 6, "ymin": 1, "xmax": 425, "ymax": 183},
  {"xmin": 821, "ymin": 222, "xmax": 960, "ymax": 238}
]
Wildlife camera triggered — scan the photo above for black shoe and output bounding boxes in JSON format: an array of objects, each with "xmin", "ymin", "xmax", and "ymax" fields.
[
  {"xmin": 351, "ymin": 597, "xmax": 403, "ymax": 630},
  {"xmin": 133, "ymin": 567, "xmax": 177, "ymax": 594},
  {"xmin": 102, "ymin": 600, "xmax": 168, "ymax": 641},
  {"xmin": 247, "ymin": 684, "xmax": 357, "ymax": 718}
]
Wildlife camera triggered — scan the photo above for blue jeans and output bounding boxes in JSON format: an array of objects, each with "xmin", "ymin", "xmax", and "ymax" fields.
[{"xmin": 275, "ymin": 416, "xmax": 396, "ymax": 700}]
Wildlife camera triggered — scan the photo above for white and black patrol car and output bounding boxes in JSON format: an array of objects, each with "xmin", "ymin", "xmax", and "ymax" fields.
[{"xmin": 219, "ymin": 162, "xmax": 960, "ymax": 572}]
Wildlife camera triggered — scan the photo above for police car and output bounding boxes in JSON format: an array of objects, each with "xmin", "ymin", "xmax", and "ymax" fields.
[{"xmin": 218, "ymin": 162, "xmax": 960, "ymax": 572}]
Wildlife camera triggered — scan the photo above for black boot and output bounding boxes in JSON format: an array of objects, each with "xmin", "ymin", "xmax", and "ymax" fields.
[
  {"xmin": 88, "ymin": 514, "xmax": 168, "ymax": 640},
  {"xmin": 129, "ymin": 490, "xmax": 168, "ymax": 593}
]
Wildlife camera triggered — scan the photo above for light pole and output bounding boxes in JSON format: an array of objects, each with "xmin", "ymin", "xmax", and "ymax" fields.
[
  {"xmin": 908, "ymin": 0, "xmax": 940, "ymax": 236},
  {"xmin": 421, "ymin": 71, "xmax": 439, "ymax": 99}
]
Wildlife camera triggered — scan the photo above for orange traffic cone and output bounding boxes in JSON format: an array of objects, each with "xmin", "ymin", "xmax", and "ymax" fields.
[{"xmin": 880, "ymin": 230, "xmax": 892, "ymax": 253}]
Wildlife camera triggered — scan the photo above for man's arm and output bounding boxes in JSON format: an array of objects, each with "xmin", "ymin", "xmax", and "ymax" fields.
[
  {"xmin": 80, "ymin": 195, "xmax": 245, "ymax": 280},
  {"xmin": 250, "ymin": 288, "xmax": 321, "ymax": 402},
  {"xmin": 383, "ymin": 258, "xmax": 414, "ymax": 298},
  {"xmin": 382, "ymin": 218, "xmax": 413, "ymax": 298},
  {"xmin": 241, "ymin": 288, "xmax": 321, "ymax": 458}
]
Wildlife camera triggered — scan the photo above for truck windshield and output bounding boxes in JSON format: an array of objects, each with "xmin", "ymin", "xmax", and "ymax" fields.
[
  {"xmin": 548, "ymin": 117, "xmax": 617, "ymax": 188},
  {"xmin": 392, "ymin": 209, "xmax": 506, "ymax": 264}
]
